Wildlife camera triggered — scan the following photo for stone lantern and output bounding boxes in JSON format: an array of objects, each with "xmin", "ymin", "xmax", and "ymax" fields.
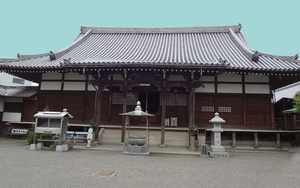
[
  {"xmin": 120, "ymin": 101, "xmax": 154, "ymax": 155},
  {"xmin": 209, "ymin": 112, "xmax": 229, "ymax": 157}
]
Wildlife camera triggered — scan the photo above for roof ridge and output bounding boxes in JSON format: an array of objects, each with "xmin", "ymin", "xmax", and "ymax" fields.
[
  {"xmin": 55, "ymin": 29, "xmax": 92, "ymax": 60},
  {"xmin": 228, "ymin": 28, "xmax": 255, "ymax": 60},
  {"xmin": 81, "ymin": 25, "xmax": 241, "ymax": 34},
  {"xmin": 17, "ymin": 53, "xmax": 50, "ymax": 61},
  {"xmin": 0, "ymin": 58, "xmax": 17, "ymax": 63},
  {"xmin": 256, "ymin": 52, "xmax": 298, "ymax": 62},
  {"xmin": 14, "ymin": 29, "xmax": 93, "ymax": 62},
  {"xmin": 228, "ymin": 29, "xmax": 299, "ymax": 63}
]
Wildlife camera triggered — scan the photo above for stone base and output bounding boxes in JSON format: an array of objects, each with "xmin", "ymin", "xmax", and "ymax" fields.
[
  {"xmin": 200, "ymin": 144, "xmax": 210, "ymax": 155},
  {"xmin": 29, "ymin": 143, "xmax": 43, "ymax": 151},
  {"xmin": 123, "ymin": 144, "xmax": 149, "ymax": 155},
  {"xmin": 56, "ymin": 144, "xmax": 70, "ymax": 152},
  {"xmin": 86, "ymin": 141, "xmax": 92, "ymax": 148},
  {"xmin": 209, "ymin": 145, "xmax": 229, "ymax": 158}
]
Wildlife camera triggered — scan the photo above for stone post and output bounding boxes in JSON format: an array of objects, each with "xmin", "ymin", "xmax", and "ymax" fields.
[
  {"xmin": 209, "ymin": 112, "xmax": 229, "ymax": 157},
  {"xmin": 87, "ymin": 128, "xmax": 94, "ymax": 148}
]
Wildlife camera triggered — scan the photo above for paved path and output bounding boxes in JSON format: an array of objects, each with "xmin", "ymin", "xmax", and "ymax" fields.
[{"xmin": 1, "ymin": 138, "xmax": 300, "ymax": 188}]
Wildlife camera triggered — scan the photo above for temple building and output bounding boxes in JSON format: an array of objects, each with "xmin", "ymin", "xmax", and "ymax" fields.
[{"xmin": 0, "ymin": 25, "xmax": 299, "ymax": 146}]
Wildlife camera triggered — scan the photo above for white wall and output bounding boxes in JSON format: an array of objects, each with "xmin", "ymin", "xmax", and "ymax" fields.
[
  {"xmin": 195, "ymin": 83, "xmax": 215, "ymax": 93},
  {"xmin": 245, "ymin": 84, "xmax": 270, "ymax": 94},
  {"xmin": 63, "ymin": 82, "xmax": 85, "ymax": 91},
  {"xmin": 218, "ymin": 84, "xmax": 242, "ymax": 93},
  {"xmin": 168, "ymin": 74, "xmax": 185, "ymax": 81},
  {"xmin": 112, "ymin": 74, "xmax": 123, "ymax": 80},
  {"xmin": 64, "ymin": 73, "xmax": 85, "ymax": 80},
  {"xmin": 201, "ymin": 76, "xmax": 214, "ymax": 82},
  {"xmin": 245, "ymin": 73, "xmax": 269, "ymax": 83},
  {"xmin": 2, "ymin": 112, "xmax": 22, "ymax": 122},
  {"xmin": 218, "ymin": 73, "xmax": 241, "ymax": 82},
  {"xmin": 40, "ymin": 81, "xmax": 61, "ymax": 90},
  {"xmin": 42, "ymin": 72, "xmax": 62, "ymax": 80}
]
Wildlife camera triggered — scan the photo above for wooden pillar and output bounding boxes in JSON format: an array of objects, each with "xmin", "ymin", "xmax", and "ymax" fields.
[
  {"xmin": 94, "ymin": 83, "xmax": 103, "ymax": 127},
  {"xmin": 232, "ymin": 132, "xmax": 236, "ymax": 147},
  {"xmin": 254, "ymin": 132, "xmax": 259, "ymax": 148},
  {"xmin": 160, "ymin": 91, "xmax": 166, "ymax": 146},
  {"xmin": 276, "ymin": 133, "xmax": 281, "ymax": 147},
  {"xmin": 60, "ymin": 72, "xmax": 65, "ymax": 111},
  {"xmin": 160, "ymin": 71, "xmax": 167, "ymax": 146},
  {"xmin": 107, "ymin": 90, "xmax": 112, "ymax": 123},
  {"xmin": 213, "ymin": 74, "xmax": 218, "ymax": 112},
  {"xmin": 242, "ymin": 74, "xmax": 247, "ymax": 128},
  {"xmin": 270, "ymin": 84, "xmax": 276, "ymax": 129},
  {"xmin": 83, "ymin": 73, "xmax": 89, "ymax": 123},
  {"xmin": 188, "ymin": 71, "xmax": 195, "ymax": 147},
  {"xmin": 293, "ymin": 114, "xmax": 297, "ymax": 129},
  {"xmin": 121, "ymin": 70, "xmax": 128, "ymax": 143}
]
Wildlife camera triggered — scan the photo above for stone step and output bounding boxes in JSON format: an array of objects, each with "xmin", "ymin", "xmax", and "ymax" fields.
[{"xmin": 99, "ymin": 128, "xmax": 189, "ymax": 147}]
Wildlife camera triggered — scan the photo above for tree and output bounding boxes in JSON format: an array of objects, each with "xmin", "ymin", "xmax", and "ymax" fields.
[{"xmin": 293, "ymin": 91, "xmax": 300, "ymax": 112}]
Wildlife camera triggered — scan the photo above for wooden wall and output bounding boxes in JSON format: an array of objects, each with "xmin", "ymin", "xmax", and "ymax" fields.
[
  {"xmin": 33, "ymin": 71, "xmax": 284, "ymax": 129},
  {"xmin": 22, "ymin": 96, "xmax": 38, "ymax": 122},
  {"xmin": 195, "ymin": 94, "xmax": 272, "ymax": 129}
]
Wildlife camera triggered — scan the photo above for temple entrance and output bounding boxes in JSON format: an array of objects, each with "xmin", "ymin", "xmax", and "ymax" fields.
[
  {"xmin": 130, "ymin": 84, "xmax": 160, "ymax": 126},
  {"xmin": 137, "ymin": 91, "xmax": 160, "ymax": 114}
]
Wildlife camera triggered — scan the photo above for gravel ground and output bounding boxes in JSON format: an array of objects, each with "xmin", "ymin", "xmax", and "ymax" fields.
[{"xmin": 1, "ymin": 138, "xmax": 300, "ymax": 188}]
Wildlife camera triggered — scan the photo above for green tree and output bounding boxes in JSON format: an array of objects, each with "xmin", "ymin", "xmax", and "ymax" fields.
[{"xmin": 293, "ymin": 91, "xmax": 300, "ymax": 112}]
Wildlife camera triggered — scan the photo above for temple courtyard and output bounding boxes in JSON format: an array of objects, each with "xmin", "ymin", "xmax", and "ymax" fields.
[{"xmin": 1, "ymin": 138, "xmax": 300, "ymax": 188}]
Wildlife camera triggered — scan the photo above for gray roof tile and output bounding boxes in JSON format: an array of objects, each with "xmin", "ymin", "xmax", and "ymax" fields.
[{"xmin": 1, "ymin": 25, "xmax": 299, "ymax": 72}]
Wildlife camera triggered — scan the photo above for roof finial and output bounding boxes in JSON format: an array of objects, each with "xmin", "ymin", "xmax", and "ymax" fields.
[
  {"xmin": 252, "ymin": 51, "xmax": 260, "ymax": 62},
  {"xmin": 63, "ymin": 58, "xmax": 71, "ymax": 64},
  {"xmin": 218, "ymin": 58, "xmax": 227, "ymax": 64},
  {"xmin": 49, "ymin": 51, "xmax": 56, "ymax": 61},
  {"xmin": 238, "ymin": 23, "xmax": 242, "ymax": 31},
  {"xmin": 135, "ymin": 101, "xmax": 142, "ymax": 112},
  {"xmin": 295, "ymin": 54, "xmax": 299, "ymax": 60}
]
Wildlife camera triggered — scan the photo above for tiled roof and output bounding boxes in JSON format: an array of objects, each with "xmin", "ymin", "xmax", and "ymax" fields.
[
  {"xmin": 0, "ymin": 58, "xmax": 17, "ymax": 63},
  {"xmin": 1, "ymin": 25, "xmax": 299, "ymax": 72}
]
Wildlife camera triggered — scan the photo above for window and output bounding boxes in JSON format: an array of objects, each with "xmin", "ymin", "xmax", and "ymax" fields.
[
  {"xmin": 49, "ymin": 119, "xmax": 61, "ymax": 128},
  {"xmin": 166, "ymin": 93, "xmax": 187, "ymax": 106},
  {"xmin": 138, "ymin": 92, "xmax": 160, "ymax": 114},
  {"xmin": 218, "ymin": 106, "xmax": 232, "ymax": 113},
  {"xmin": 37, "ymin": 118, "xmax": 48, "ymax": 127},
  {"xmin": 201, "ymin": 106, "xmax": 214, "ymax": 112},
  {"xmin": 37, "ymin": 118, "xmax": 61, "ymax": 128},
  {"xmin": 12, "ymin": 77, "xmax": 25, "ymax": 85}
]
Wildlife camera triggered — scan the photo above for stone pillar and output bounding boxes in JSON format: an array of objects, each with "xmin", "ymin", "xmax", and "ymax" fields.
[{"xmin": 209, "ymin": 112, "xmax": 229, "ymax": 157}]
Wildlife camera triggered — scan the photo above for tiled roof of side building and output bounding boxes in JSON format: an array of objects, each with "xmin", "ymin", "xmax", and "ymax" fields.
[
  {"xmin": 0, "ymin": 24, "xmax": 299, "ymax": 72},
  {"xmin": 0, "ymin": 58, "xmax": 17, "ymax": 63}
]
